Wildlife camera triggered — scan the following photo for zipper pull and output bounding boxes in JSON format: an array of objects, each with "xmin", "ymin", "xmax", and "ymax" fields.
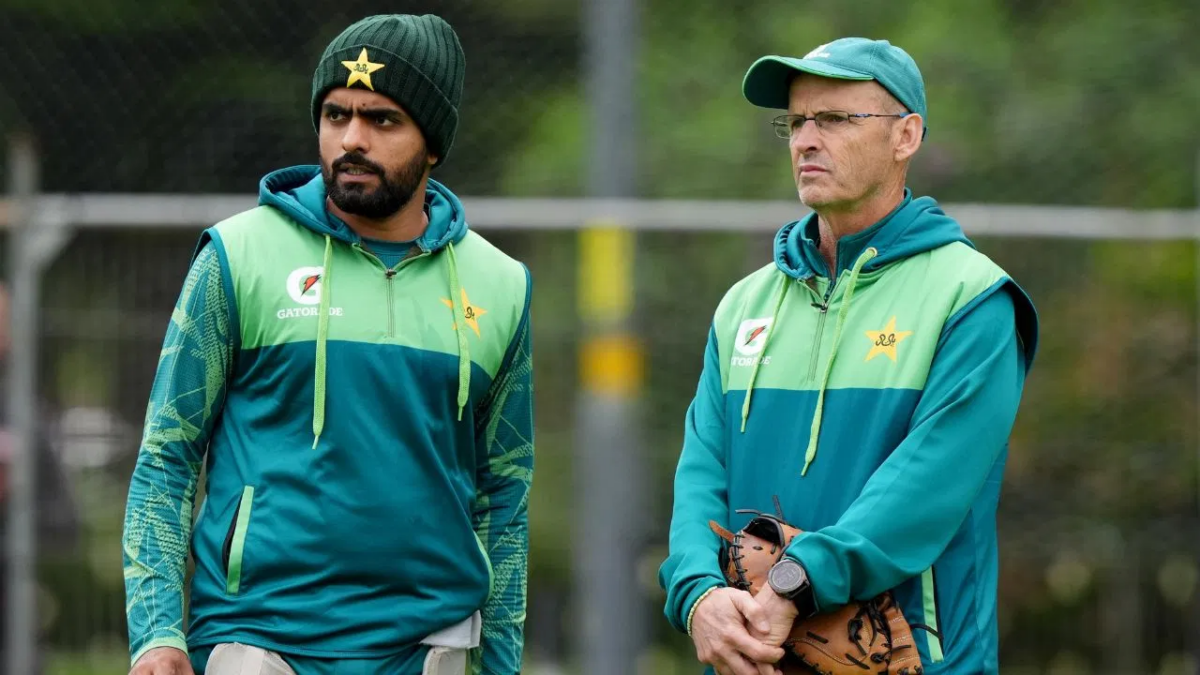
[
  {"xmin": 384, "ymin": 269, "xmax": 396, "ymax": 280},
  {"xmin": 800, "ymin": 277, "xmax": 826, "ymax": 311}
]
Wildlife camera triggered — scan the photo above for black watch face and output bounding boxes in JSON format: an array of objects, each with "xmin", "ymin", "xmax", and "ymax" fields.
[{"xmin": 771, "ymin": 560, "xmax": 805, "ymax": 592}]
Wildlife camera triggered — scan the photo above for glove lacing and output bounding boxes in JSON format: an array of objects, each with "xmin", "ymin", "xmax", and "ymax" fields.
[
  {"xmin": 848, "ymin": 597, "xmax": 900, "ymax": 667},
  {"xmin": 834, "ymin": 594, "xmax": 938, "ymax": 672}
]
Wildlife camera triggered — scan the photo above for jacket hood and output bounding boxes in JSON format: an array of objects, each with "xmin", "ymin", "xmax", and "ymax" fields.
[
  {"xmin": 773, "ymin": 189, "xmax": 973, "ymax": 279},
  {"xmin": 257, "ymin": 165, "xmax": 468, "ymax": 252}
]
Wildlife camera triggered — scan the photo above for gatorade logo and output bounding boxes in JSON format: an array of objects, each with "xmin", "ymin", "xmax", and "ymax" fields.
[
  {"xmin": 734, "ymin": 318, "xmax": 773, "ymax": 356},
  {"xmin": 286, "ymin": 266, "xmax": 324, "ymax": 306},
  {"xmin": 279, "ymin": 266, "xmax": 343, "ymax": 320}
]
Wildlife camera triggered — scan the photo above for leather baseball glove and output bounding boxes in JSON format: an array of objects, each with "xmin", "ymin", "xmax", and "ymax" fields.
[{"xmin": 710, "ymin": 509, "xmax": 927, "ymax": 675}]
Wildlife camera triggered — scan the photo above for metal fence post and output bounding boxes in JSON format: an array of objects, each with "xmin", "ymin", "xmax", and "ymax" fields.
[
  {"xmin": 576, "ymin": 0, "xmax": 645, "ymax": 673},
  {"xmin": 5, "ymin": 134, "xmax": 72, "ymax": 675},
  {"xmin": 1193, "ymin": 145, "xmax": 1200, "ymax": 669},
  {"xmin": 5, "ymin": 132, "xmax": 42, "ymax": 675}
]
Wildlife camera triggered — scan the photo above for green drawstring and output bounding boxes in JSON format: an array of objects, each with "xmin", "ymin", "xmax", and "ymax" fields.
[
  {"xmin": 801, "ymin": 247, "xmax": 877, "ymax": 476},
  {"xmin": 312, "ymin": 235, "xmax": 333, "ymax": 449},
  {"xmin": 445, "ymin": 241, "xmax": 470, "ymax": 421},
  {"xmin": 740, "ymin": 275, "xmax": 790, "ymax": 432}
]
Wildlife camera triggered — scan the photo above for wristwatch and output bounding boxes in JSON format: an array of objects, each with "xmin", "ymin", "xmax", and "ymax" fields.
[{"xmin": 767, "ymin": 557, "xmax": 818, "ymax": 620}]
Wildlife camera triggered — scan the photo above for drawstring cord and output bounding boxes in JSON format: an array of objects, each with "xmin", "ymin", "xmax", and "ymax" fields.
[
  {"xmin": 312, "ymin": 235, "xmax": 333, "ymax": 449},
  {"xmin": 740, "ymin": 275, "xmax": 790, "ymax": 432},
  {"xmin": 445, "ymin": 241, "xmax": 470, "ymax": 421}
]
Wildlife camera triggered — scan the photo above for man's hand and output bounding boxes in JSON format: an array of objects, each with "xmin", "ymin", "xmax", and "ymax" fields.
[
  {"xmin": 752, "ymin": 584, "xmax": 800, "ymax": 649},
  {"xmin": 129, "ymin": 646, "xmax": 194, "ymax": 675},
  {"xmin": 691, "ymin": 587, "xmax": 786, "ymax": 675}
]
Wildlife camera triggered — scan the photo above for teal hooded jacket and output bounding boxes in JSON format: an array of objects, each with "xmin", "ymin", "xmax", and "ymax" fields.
[
  {"xmin": 122, "ymin": 167, "xmax": 534, "ymax": 675},
  {"xmin": 659, "ymin": 191, "xmax": 1037, "ymax": 674}
]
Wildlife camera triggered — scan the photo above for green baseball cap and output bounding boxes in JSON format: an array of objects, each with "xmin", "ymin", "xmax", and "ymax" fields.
[{"xmin": 742, "ymin": 37, "xmax": 928, "ymax": 134}]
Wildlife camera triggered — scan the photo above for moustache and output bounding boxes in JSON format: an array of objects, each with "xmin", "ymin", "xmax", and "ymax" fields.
[{"xmin": 332, "ymin": 153, "xmax": 385, "ymax": 176}]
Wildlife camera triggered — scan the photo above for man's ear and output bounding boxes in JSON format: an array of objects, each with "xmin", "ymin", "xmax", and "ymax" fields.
[
  {"xmin": 427, "ymin": 151, "xmax": 440, "ymax": 168},
  {"xmin": 894, "ymin": 113, "xmax": 924, "ymax": 163}
]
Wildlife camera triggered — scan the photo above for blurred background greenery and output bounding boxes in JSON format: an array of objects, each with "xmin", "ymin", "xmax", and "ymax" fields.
[{"xmin": 1, "ymin": 0, "xmax": 1198, "ymax": 673}]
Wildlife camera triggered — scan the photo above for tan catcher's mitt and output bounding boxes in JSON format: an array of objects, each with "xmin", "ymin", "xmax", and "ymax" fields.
[{"xmin": 709, "ymin": 509, "xmax": 928, "ymax": 675}]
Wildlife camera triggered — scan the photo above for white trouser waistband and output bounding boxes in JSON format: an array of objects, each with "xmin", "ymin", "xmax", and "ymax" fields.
[
  {"xmin": 204, "ymin": 611, "xmax": 482, "ymax": 675},
  {"xmin": 420, "ymin": 610, "xmax": 482, "ymax": 649}
]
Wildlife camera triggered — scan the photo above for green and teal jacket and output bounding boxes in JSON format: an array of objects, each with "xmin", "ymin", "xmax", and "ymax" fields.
[
  {"xmin": 122, "ymin": 166, "xmax": 534, "ymax": 675},
  {"xmin": 659, "ymin": 190, "xmax": 1037, "ymax": 674}
]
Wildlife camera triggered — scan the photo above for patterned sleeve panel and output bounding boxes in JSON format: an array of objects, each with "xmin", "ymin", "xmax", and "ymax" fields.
[
  {"xmin": 122, "ymin": 242, "xmax": 234, "ymax": 665},
  {"xmin": 472, "ymin": 299, "xmax": 534, "ymax": 675}
]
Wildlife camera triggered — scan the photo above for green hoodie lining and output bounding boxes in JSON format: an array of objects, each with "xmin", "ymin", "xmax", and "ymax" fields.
[
  {"xmin": 738, "ymin": 247, "xmax": 878, "ymax": 477},
  {"xmin": 310, "ymin": 237, "xmax": 470, "ymax": 449}
]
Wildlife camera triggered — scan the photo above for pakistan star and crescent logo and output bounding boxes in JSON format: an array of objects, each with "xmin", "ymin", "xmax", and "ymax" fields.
[
  {"xmin": 441, "ymin": 289, "xmax": 488, "ymax": 338},
  {"xmin": 342, "ymin": 48, "xmax": 385, "ymax": 91},
  {"xmin": 864, "ymin": 316, "xmax": 913, "ymax": 362}
]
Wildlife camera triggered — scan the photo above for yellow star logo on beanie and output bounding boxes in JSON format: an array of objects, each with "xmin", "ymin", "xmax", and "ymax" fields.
[{"xmin": 341, "ymin": 48, "xmax": 385, "ymax": 91}]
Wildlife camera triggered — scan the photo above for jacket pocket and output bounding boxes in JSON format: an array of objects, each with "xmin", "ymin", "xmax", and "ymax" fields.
[
  {"xmin": 221, "ymin": 486, "xmax": 255, "ymax": 595},
  {"xmin": 474, "ymin": 531, "xmax": 494, "ymax": 598},
  {"xmin": 920, "ymin": 566, "xmax": 945, "ymax": 662}
]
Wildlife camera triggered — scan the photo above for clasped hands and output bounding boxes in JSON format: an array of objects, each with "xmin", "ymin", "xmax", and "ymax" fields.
[{"xmin": 690, "ymin": 585, "xmax": 799, "ymax": 675}]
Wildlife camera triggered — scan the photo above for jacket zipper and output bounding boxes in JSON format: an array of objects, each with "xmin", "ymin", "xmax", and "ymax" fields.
[
  {"xmin": 802, "ymin": 276, "xmax": 834, "ymax": 383},
  {"xmin": 807, "ymin": 302, "xmax": 827, "ymax": 382},
  {"xmin": 385, "ymin": 252, "xmax": 430, "ymax": 338},
  {"xmin": 353, "ymin": 244, "xmax": 430, "ymax": 340},
  {"xmin": 384, "ymin": 269, "xmax": 396, "ymax": 337}
]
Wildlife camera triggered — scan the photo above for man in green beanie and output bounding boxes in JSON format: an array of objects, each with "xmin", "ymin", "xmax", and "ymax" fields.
[
  {"xmin": 123, "ymin": 14, "xmax": 534, "ymax": 675},
  {"xmin": 659, "ymin": 38, "xmax": 1037, "ymax": 674}
]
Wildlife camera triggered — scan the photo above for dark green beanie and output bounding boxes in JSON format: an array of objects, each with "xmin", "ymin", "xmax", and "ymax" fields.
[{"xmin": 311, "ymin": 14, "xmax": 465, "ymax": 166}]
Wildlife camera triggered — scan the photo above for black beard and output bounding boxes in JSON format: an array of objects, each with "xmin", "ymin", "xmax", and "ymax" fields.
[{"xmin": 322, "ymin": 150, "xmax": 427, "ymax": 219}]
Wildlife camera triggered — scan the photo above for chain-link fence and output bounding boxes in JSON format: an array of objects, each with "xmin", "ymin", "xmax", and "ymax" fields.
[
  {"xmin": 2, "ymin": 0, "xmax": 1197, "ymax": 204},
  {"xmin": 0, "ymin": 0, "xmax": 582, "ymax": 197},
  {"xmin": 4, "ymin": 223, "xmax": 1198, "ymax": 674},
  {"xmin": 2, "ymin": 0, "xmax": 1199, "ymax": 674}
]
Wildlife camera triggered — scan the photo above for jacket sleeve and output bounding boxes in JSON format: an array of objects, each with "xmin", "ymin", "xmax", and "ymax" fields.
[
  {"xmin": 785, "ymin": 286, "xmax": 1027, "ymax": 608},
  {"xmin": 472, "ymin": 273, "xmax": 535, "ymax": 675},
  {"xmin": 122, "ymin": 242, "xmax": 235, "ymax": 665},
  {"xmin": 658, "ymin": 325, "xmax": 729, "ymax": 634}
]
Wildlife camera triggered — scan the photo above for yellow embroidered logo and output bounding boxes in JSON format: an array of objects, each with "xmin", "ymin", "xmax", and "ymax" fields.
[
  {"xmin": 864, "ymin": 316, "xmax": 913, "ymax": 363},
  {"xmin": 441, "ymin": 289, "xmax": 488, "ymax": 337},
  {"xmin": 341, "ymin": 48, "xmax": 385, "ymax": 91}
]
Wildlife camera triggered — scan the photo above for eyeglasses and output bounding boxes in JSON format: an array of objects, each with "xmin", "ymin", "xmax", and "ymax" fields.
[{"xmin": 771, "ymin": 111, "xmax": 911, "ymax": 139}]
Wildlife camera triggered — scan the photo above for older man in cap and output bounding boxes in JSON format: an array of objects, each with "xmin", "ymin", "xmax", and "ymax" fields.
[{"xmin": 659, "ymin": 38, "xmax": 1038, "ymax": 674}]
